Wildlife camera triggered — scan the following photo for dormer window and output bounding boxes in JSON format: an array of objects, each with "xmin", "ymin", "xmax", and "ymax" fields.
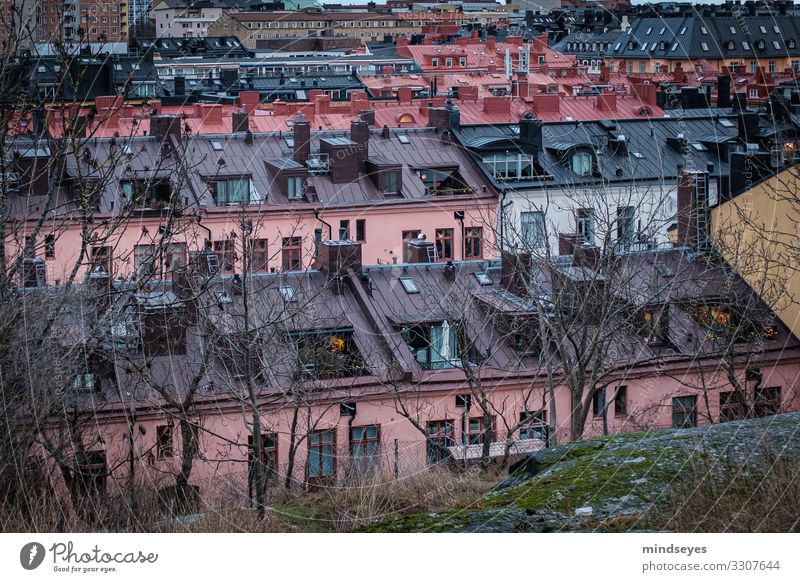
[
  {"xmin": 381, "ymin": 171, "xmax": 398, "ymax": 194},
  {"xmin": 401, "ymin": 321, "xmax": 462, "ymax": 370},
  {"xmin": 121, "ymin": 179, "xmax": 174, "ymax": 209},
  {"xmin": 291, "ymin": 329, "xmax": 368, "ymax": 380},
  {"xmin": 571, "ymin": 151, "xmax": 593, "ymax": 176},
  {"xmin": 483, "ymin": 153, "xmax": 535, "ymax": 181},
  {"xmin": 287, "ymin": 175, "xmax": 304, "ymax": 199},
  {"xmin": 208, "ymin": 176, "xmax": 254, "ymax": 205},
  {"xmin": 415, "ymin": 167, "xmax": 472, "ymax": 194},
  {"xmin": 641, "ymin": 305, "xmax": 668, "ymax": 346}
]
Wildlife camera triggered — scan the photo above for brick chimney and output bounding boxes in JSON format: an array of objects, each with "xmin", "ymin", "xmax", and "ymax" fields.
[
  {"xmin": 558, "ymin": 233, "xmax": 578, "ymax": 255},
  {"xmin": 632, "ymin": 83, "xmax": 657, "ymax": 106},
  {"xmin": 314, "ymin": 239, "xmax": 362, "ymax": 281},
  {"xmin": 232, "ymin": 110, "xmax": 249, "ymax": 133},
  {"xmin": 149, "ymin": 114, "xmax": 182, "ymax": 141},
  {"xmin": 406, "ymin": 234, "xmax": 437, "ymax": 263},
  {"xmin": 596, "ymin": 93, "xmax": 617, "ymax": 112},
  {"xmin": 532, "ymin": 94, "xmax": 559, "ymax": 115},
  {"xmin": 427, "ymin": 100, "xmax": 460, "ymax": 133},
  {"xmin": 717, "ymin": 75, "xmax": 731, "ymax": 108},
  {"xmin": 599, "ymin": 63, "xmax": 610, "ymax": 84},
  {"xmin": 483, "ymin": 96, "xmax": 512, "ymax": 114},
  {"xmin": 572, "ymin": 243, "xmax": 601, "ymax": 269},
  {"xmin": 397, "ymin": 86, "xmax": 413, "ymax": 104},
  {"xmin": 238, "ymin": 90, "xmax": 261, "ymax": 111},
  {"xmin": 675, "ymin": 169, "xmax": 710, "ymax": 250},
  {"xmin": 350, "ymin": 119, "xmax": 369, "ymax": 171},
  {"xmin": 293, "ymin": 120, "xmax": 311, "ymax": 164},
  {"xmin": 501, "ymin": 251, "xmax": 533, "ymax": 296},
  {"xmin": 320, "ymin": 137, "xmax": 359, "ymax": 184},
  {"xmin": 486, "ymin": 37, "xmax": 496, "ymax": 52}
]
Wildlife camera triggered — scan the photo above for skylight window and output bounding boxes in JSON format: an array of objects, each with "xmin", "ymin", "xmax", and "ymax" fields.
[
  {"xmin": 211, "ymin": 140, "xmax": 223, "ymax": 151},
  {"xmin": 284, "ymin": 136, "xmax": 295, "ymax": 148},
  {"xmin": 646, "ymin": 27, "xmax": 653, "ymax": 35},
  {"xmin": 680, "ymin": 27, "xmax": 687, "ymax": 35},
  {"xmin": 690, "ymin": 142, "xmax": 708, "ymax": 152},
  {"xmin": 397, "ymin": 134, "xmax": 411, "ymax": 144},
  {"xmin": 474, "ymin": 272, "xmax": 493, "ymax": 285},
  {"xmin": 122, "ymin": 143, "xmax": 133, "ymax": 155},
  {"xmin": 701, "ymin": 27, "xmax": 708, "ymax": 35},
  {"xmin": 641, "ymin": 42, "xmax": 649, "ymax": 51},
  {"xmin": 632, "ymin": 152, "xmax": 644, "ymax": 159},
  {"xmin": 743, "ymin": 41, "xmax": 750, "ymax": 50},
  {"xmin": 399, "ymin": 276, "xmax": 419, "ymax": 294},
  {"xmin": 760, "ymin": 26, "xmax": 767, "ymax": 33},
  {"xmin": 730, "ymin": 26, "xmax": 737, "ymax": 34},
  {"xmin": 701, "ymin": 42, "xmax": 709, "ymax": 51},
  {"xmin": 659, "ymin": 28, "xmax": 665, "ymax": 35},
  {"xmin": 719, "ymin": 119, "xmax": 735, "ymax": 127},
  {"xmin": 280, "ymin": 285, "xmax": 297, "ymax": 302},
  {"xmin": 774, "ymin": 40, "xmax": 782, "ymax": 49},
  {"xmin": 671, "ymin": 43, "xmax": 679, "ymax": 52},
  {"xmin": 614, "ymin": 42, "xmax": 621, "ymax": 51},
  {"xmin": 774, "ymin": 25, "xmax": 781, "ymax": 34}
]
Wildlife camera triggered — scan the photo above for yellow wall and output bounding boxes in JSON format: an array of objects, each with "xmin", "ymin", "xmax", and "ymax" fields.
[{"xmin": 711, "ymin": 168, "xmax": 800, "ymax": 338}]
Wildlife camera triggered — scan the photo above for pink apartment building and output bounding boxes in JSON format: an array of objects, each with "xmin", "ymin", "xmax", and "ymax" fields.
[{"xmin": 25, "ymin": 236, "xmax": 800, "ymax": 509}]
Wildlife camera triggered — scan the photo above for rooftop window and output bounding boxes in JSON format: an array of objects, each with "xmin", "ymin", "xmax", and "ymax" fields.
[
  {"xmin": 401, "ymin": 321, "xmax": 463, "ymax": 370},
  {"xmin": 474, "ymin": 272, "xmax": 493, "ymax": 285},
  {"xmin": 121, "ymin": 179, "xmax": 174, "ymax": 210},
  {"xmin": 208, "ymin": 176, "xmax": 255, "ymax": 205},
  {"xmin": 211, "ymin": 140, "xmax": 223, "ymax": 151},
  {"xmin": 291, "ymin": 329, "xmax": 368, "ymax": 380},
  {"xmin": 399, "ymin": 276, "xmax": 419, "ymax": 294}
]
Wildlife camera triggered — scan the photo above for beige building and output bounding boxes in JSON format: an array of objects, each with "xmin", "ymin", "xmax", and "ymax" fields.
[
  {"xmin": 712, "ymin": 168, "xmax": 800, "ymax": 338},
  {"xmin": 207, "ymin": 10, "xmax": 480, "ymax": 49}
]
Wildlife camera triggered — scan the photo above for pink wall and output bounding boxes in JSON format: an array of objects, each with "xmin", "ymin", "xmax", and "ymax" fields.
[
  {"xmin": 43, "ymin": 356, "xmax": 800, "ymax": 505},
  {"xmin": 9, "ymin": 201, "xmax": 497, "ymax": 283}
]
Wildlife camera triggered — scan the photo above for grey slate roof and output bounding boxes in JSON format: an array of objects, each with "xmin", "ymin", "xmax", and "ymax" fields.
[{"xmin": 610, "ymin": 12, "xmax": 800, "ymax": 60}]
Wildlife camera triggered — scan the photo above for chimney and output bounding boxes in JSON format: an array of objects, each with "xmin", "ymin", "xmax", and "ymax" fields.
[
  {"xmin": 427, "ymin": 100, "xmax": 460, "ymax": 133},
  {"xmin": 72, "ymin": 114, "xmax": 90, "ymax": 138},
  {"xmin": 319, "ymin": 137, "xmax": 359, "ymax": 184},
  {"xmin": 406, "ymin": 234, "xmax": 436, "ymax": 263},
  {"xmin": 232, "ymin": 110, "xmax": 249, "ymax": 133},
  {"xmin": 676, "ymin": 169, "xmax": 710, "ymax": 250},
  {"xmin": 596, "ymin": 93, "xmax": 617, "ymax": 112},
  {"xmin": 599, "ymin": 63, "xmax": 610, "ymax": 83},
  {"xmin": 238, "ymin": 91, "xmax": 261, "ymax": 111},
  {"xmin": 717, "ymin": 75, "xmax": 731, "ymax": 108},
  {"xmin": 486, "ymin": 37, "xmax": 496, "ymax": 52},
  {"xmin": 358, "ymin": 109, "xmax": 376, "ymax": 125},
  {"xmin": 532, "ymin": 93, "xmax": 559, "ymax": 115},
  {"xmin": 350, "ymin": 119, "xmax": 369, "ymax": 171},
  {"xmin": 174, "ymin": 76, "xmax": 186, "ymax": 96},
  {"xmin": 737, "ymin": 110, "xmax": 759, "ymax": 142},
  {"xmin": 397, "ymin": 86, "xmax": 413, "ymax": 104},
  {"xmin": 443, "ymin": 260, "xmax": 456, "ymax": 280},
  {"xmin": 314, "ymin": 240, "xmax": 362, "ymax": 286},
  {"xmin": 149, "ymin": 114, "xmax": 182, "ymax": 142},
  {"xmin": 572, "ymin": 244, "xmax": 601, "ymax": 269},
  {"xmin": 558, "ymin": 233, "xmax": 578, "ymax": 256},
  {"xmin": 292, "ymin": 120, "xmax": 311, "ymax": 164},
  {"xmin": 500, "ymin": 251, "xmax": 532, "ymax": 296},
  {"xmin": 519, "ymin": 113, "xmax": 543, "ymax": 150},
  {"xmin": 88, "ymin": 266, "xmax": 112, "ymax": 311},
  {"xmin": 732, "ymin": 92, "xmax": 748, "ymax": 111},
  {"xmin": 632, "ymin": 83, "xmax": 657, "ymax": 106}
]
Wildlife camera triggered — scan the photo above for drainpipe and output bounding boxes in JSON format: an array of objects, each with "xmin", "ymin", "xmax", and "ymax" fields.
[
  {"xmin": 500, "ymin": 188, "xmax": 512, "ymax": 252},
  {"xmin": 456, "ymin": 211, "xmax": 465, "ymax": 260},
  {"xmin": 314, "ymin": 209, "xmax": 333, "ymax": 240},
  {"xmin": 196, "ymin": 214, "xmax": 212, "ymax": 249}
]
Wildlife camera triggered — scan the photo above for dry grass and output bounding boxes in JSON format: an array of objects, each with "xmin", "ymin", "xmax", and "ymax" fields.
[
  {"xmin": 2, "ymin": 466, "xmax": 500, "ymax": 533},
  {"xmin": 658, "ymin": 454, "xmax": 800, "ymax": 532}
]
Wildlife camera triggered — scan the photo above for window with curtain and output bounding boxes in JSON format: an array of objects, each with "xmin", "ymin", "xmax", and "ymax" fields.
[
  {"xmin": 520, "ymin": 211, "xmax": 546, "ymax": 247},
  {"xmin": 211, "ymin": 177, "xmax": 251, "ymax": 205},
  {"xmin": 402, "ymin": 321, "xmax": 460, "ymax": 370},
  {"xmin": 571, "ymin": 151, "xmax": 593, "ymax": 176}
]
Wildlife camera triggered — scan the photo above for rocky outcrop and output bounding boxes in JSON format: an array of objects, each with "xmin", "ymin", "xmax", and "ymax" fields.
[{"xmin": 368, "ymin": 413, "xmax": 800, "ymax": 532}]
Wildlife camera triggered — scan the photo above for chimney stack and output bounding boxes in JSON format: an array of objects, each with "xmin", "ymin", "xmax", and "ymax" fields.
[
  {"xmin": 319, "ymin": 136, "xmax": 359, "ymax": 184},
  {"xmin": 232, "ymin": 110, "xmax": 249, "ymax": 133},
  {"xmin": 717, "ymin": 75, "xmax": 731, "ymax": 108},
  {"xmin": 292, "ymin": 120, "xmax": 311, "ymax": 164},
  {"xmin": 676, "ymin": 169, "xmax": 710, "ymax": 250},
  {"xmin": 500, "ymin": 251, "xmax": 532, "ymax": 296},
  {"xmin": 350, "ymin": 119, "xmax": 369, "ymax": 171},
  {"xmin": 314, "ymin": 239, "xmax": 363, "ymax": 284},
  {"xmin": 406, "ymin": 234, "xmax": 436, "ymax": 263},
  {"xmin": 149, "ymin": 114, "xmax": 182, "ymax": 142}
]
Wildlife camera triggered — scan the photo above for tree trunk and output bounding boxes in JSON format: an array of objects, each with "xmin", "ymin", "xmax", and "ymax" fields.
[
  {"xmin": 176, "ymin": 418, "xmax": 196, "ymax": 511},
  {"xmin": 284, "ymin": 407, "xmax": 300, "ymax": 491}
]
